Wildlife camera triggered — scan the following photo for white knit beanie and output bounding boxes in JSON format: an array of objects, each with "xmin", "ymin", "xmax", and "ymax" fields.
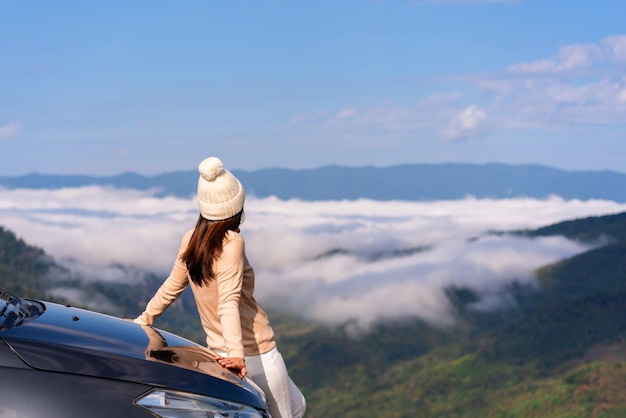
[{"xmin": 196, "ymin": 157, "xmax": 245, "ymax": 220}]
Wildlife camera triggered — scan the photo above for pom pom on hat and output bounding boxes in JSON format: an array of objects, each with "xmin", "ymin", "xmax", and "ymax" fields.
[
  {"xmin": 196, "ymin": 157, "xmax": 245, "ymax": 220},
  {"xmin": 199, "ymin": 157, "xmax": 225, "ymax": 182}
]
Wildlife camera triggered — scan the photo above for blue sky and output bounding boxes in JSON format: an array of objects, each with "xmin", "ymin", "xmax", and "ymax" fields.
[{"xmin": 2, "ymin": 0, "xmax": 626, "ymax": 175}]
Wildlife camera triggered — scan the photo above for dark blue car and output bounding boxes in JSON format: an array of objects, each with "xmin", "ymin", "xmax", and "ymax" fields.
[{"xmin": 0, "ymin": 288, "xmax": 269, "ymax": 417}]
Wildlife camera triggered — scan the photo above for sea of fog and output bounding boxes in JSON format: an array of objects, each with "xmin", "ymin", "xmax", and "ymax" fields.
[{"xmin": 2, "ymin": 186, "xmax": 626, "ymax": 330}]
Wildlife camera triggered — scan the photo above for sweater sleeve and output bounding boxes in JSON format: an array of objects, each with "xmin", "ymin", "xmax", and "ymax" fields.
[
  {"xmin": 134, "ymin": 231, "xmax": 191, "ymax": 326},
  {"xmin": 215, "ymin": 232, "xmax": 245, "ymax": 359}
]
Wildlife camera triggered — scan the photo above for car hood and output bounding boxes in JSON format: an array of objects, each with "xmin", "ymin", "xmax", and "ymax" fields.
[{"xmin": 0, "ymin": 300, "xmax": 265, "ymax": 409}]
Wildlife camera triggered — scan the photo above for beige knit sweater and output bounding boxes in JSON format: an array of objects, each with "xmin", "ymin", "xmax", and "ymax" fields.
[{"xmin": 134, "ymin": 229, "xmax": 276, "ymax": 358}]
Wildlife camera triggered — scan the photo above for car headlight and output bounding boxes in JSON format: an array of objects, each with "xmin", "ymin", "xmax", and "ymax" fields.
[{"xmin": 134, "ymin": 389, "xmax": 266, "ymax": 417}]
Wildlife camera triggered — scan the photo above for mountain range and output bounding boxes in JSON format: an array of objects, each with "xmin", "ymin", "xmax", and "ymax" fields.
[{"xmin": 2, "ymin": 162, "xmax": 626, "ymax": 201}]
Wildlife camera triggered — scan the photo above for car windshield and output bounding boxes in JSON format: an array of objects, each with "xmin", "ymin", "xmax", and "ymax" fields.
[{"xmin": 0, "ymin": 289, "xmax": 45, "ymax": 331}]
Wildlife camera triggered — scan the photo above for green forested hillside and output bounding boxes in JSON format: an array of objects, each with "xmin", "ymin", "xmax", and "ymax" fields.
[
  {"xmin": 3, "ymin": 212, "xmax": 626, "ymax": 417},
  {"xmin": 277, "ymin": 212, "xmax": 626, "ymax": 417},
  {"xmin": 518, "ymin": 211, "xmax": 626, "ymax": 243},
  {"xmin": 0, "ymin": 226, "xmax": 55, "ymax": 299}
]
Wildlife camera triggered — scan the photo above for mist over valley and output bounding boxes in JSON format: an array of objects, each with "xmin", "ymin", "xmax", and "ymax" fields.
[{"xmin": 2, "ymin": 180, "xmax": 625, "ymax": 331}]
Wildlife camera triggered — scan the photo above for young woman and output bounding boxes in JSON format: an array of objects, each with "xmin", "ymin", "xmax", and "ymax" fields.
[{"xmin": 134, "ymin": 156, "xmax": 306, "ymax": 418}]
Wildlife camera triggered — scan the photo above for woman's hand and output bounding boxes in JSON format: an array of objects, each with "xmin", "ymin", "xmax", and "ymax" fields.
[{"xmin": 215, "ymin": 356, "xmax": 247, "ymax": 379}]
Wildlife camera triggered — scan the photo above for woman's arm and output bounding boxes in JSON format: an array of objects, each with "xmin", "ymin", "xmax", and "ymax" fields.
[{"xmin": 134, "ymin": 231, "xmax": 192, "ymax": 326}]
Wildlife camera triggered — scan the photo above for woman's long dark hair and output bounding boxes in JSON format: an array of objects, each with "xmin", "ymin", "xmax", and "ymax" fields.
[{"xmin": 182, "ymin": 211, "xmax": 243, "ymax": 286}]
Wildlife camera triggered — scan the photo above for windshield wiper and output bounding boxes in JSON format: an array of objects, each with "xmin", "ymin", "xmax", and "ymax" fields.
[{"xmin": 0, "ymin": 289, "xmax": 44, "ymax": 331}]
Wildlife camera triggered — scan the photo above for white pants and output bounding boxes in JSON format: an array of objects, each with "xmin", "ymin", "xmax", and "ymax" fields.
[{"xmin": 224, "ymin": 347, "xmax": 306, "ymax": 418}]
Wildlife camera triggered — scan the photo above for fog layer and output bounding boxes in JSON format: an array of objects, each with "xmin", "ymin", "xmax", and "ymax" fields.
[{"xmin": 2, "ymin": 187, "xmax": 625, "ymax": 329}]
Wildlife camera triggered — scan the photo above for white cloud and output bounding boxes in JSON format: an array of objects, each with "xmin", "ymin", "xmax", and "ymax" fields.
[
  {"xmin": 507, "ymin": 36, "xmax": 626, "ymax": 75},
  {"xmin": 290, "ymin": 94, "xmax": 462, "ymax": 130},
  {"xmin": 287, "ymin": 35, "xmax": 626, "ymax": 149},
  {"xmin": 2, "ymin": 187, "xmax": 626, "ymax": 330},
  {"xmin": 603, "ymin": 36, "xmax": 626, "ymax": 62},
  {"xmin": 487, "ymin": 76, "xmax": 626, "ymax": 131},
  {"xmin": 288, "ymin": 110, "xmax": 330, "ymax": 128},
  {"xmin": 336, "ymin": 108, "xmax": 359, "ymax": 120},
  {"xmin": 439, "ymin": 105, "xmax": 487, "ymax": 142},
  {"xmin": 287, "ymin": 95, "xmax": 462, "ymax": 147},
  {"xmin": 507, "ymin": 44, "xmax": 602, "ymax": 75},
  {"xmin": 0, "ymin": 122, "xmax": 22, "ymax": 141},
  {"xmin": 468, "ymin": 36, "xmax": 626, "ymax": 131}
]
